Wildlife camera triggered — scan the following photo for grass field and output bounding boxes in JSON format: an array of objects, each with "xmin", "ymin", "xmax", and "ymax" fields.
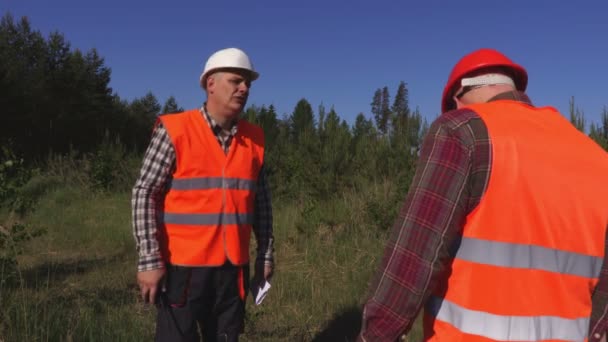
[{"xmin": 0, "ymin": 167, "xmax": 423, "ymax": 341}]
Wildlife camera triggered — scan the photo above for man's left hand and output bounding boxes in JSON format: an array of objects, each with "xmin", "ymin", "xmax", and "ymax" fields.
[{"xmin": 253, "ymin": 262, "xmax": 273, "ymax": 283}]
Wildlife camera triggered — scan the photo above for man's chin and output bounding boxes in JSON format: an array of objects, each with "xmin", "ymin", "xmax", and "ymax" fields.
[{"xmin": 231, "ymin": 102, "xmax": 246, "ymax": 113}]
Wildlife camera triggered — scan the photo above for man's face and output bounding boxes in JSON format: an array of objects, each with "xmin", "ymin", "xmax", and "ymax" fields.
[{"xmin": 207, "ymin": 69, "xmax": 252, "ymax": 117}]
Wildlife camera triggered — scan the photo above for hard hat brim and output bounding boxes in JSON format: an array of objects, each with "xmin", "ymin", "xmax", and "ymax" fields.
[{"xmin": 200, "ymin": 67, "xmax": 260, "ymax": 89}]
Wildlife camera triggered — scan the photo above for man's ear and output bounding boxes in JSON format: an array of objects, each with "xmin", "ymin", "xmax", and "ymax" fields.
[
  {"xmin": 206, "ymin": 76, "xmax": 215, "ymax": 92},
  {"xmin": 453, "ymin": 96, "xmax": 464, "ymax": 109}
]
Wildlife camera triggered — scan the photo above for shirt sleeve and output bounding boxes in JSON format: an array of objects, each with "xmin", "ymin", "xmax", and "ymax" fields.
[
  {"xmin": 131, "ymin": 122, "xmax": 175, "ymax": 272},
  {"xmin": 253, "ymin": 164, "xmax": 274, "ymax": 267},
  {"xmin": 359, "ymin": 118, "xmax": 476, "ymax": 341},
  {"xmin": 589, "ymin": 224, "xmax": 608, "ymax": 340}
]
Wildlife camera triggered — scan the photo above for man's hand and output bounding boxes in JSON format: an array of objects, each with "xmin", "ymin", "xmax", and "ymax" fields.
[
  {"xmin": 137, "ymin": 268, "xmax": 166, "ymax": 304},
  {"xmin": 253, "ymin": 262, "xmax": 273, "ymax": 284}
]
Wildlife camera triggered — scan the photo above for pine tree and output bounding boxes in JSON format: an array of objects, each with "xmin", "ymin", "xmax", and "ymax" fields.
[
  {"xmin": 243, "ymin": 105, "xmax": 259, "ymax": 124},
  {"xmin": 290, "ymin": 98, "xmax": 316, "ymax": 143},
  {"xmin": 128, "ymin": 92, "xmax": 161, "ymax": 151},
  {"xmin": 318, "ymin": 103, "xmax": 326, "ymax": 135},
  {"xmin": 318, "ymin": 107, "xmax": 352, "ymax": 194},
  {"xmin": 381, "ymin": 86, "xmax": 391, "ymax": 135},
  {"xmin": 353, "ymin": 113, "xmax": 375, "ymax": 142},
  {"xmin": 257, "ymin": 104, "xmax": 279, "ymax": 148},
  {"xmin": 162, "ymin": 96, "xmax": 183, "ymax": 114},
  {"xmin": 590, "ymin": 107, "xmax": 608, "ymax": 150},
  {"xmin": 391, "ymin": 81, "xmax": 410, "ymax": 142},
  {"xmin": 569, "ymin": 96, "xmax": 586, "ymax": 133},
  {"xmin": 371, "ymin": 89, "xmax": 384, "ymax": 134}
]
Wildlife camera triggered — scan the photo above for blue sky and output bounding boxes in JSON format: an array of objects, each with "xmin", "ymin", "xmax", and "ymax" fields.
[{"xmin": 2, "ymin": 0, "xmax": 607, "ymax": 128}]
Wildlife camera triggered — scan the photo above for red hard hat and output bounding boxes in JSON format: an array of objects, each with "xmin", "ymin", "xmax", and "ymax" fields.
[{"xmin": 441, "ymin": 48, "xmax": 528, "ymax": 113}]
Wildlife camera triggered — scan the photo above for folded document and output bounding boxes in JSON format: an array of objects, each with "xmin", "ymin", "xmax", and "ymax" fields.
[{"xmin": 250, "ymin": 280, "xmax": 271, "ymax": 305}]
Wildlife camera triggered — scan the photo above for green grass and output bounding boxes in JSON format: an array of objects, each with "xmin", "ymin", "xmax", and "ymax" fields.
[
  {"xmin": 0, "ymin": 175, "xmax": 423, "ymax": 341},
  {"xmin": 0, "ymin": 181, "xmax": 153, "ymax": 342}
]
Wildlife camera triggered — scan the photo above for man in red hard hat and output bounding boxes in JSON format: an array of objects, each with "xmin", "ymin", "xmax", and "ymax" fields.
[
  {"xmin": 132, "ymin": 47, "xmax": 274, "ymax": 342},
  {"xmin": 358, "ymin": 48, "xmax": 608, "ymax": 341}
]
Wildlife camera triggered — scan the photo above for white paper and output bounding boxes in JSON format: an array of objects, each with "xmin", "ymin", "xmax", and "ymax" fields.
[{"xmin": 251, "ymin": 280, "xmax": 271, "ymax": 305}]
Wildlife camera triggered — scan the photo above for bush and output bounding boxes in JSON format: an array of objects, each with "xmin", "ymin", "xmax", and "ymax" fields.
[
  {"xmin": 44, "ymin": 140, "xmax": 139, "ymax": 193},
  {"xmin": 0, "ymin": 147, "xmax": 35, "ymax": 214},
  {"xmin": 89, "ymin": 136, "xmax": 141, "ymax": 192},
  {"xmin": 0, "ymin": 146, "xmax": 46, "ymax": 288},
  {"xmin": 0, "ymin": 221, "xmax": 45, "ymax": 287}
]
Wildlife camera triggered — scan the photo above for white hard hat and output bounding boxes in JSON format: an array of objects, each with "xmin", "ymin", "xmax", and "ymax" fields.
[{"xmin": 199, "ymin": 47, "xmax": 259, "ymax": 89}]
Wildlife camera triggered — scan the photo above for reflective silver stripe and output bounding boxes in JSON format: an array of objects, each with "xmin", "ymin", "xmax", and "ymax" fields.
[
  {"xmin": 170, "ymin": 177, "xmax": 256, "ymax": 191},
  {"xmin": 163, "ymin": 213, "xmax": 253, "ymax": 225},
  {"xmin": 427, "ymin": 296, "xmax": 589, "ymax": 341},
  {"xmin": 456, "ymin": 237, "xmax": 603, "ymax": 278}
]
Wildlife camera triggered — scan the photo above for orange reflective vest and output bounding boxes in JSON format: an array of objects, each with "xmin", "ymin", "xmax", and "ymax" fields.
[
  {"xmin": 424, "ymin": 101, "xmax": 608, "ymax": 341},
  {"xmin": 159, "ymin": 109, "xmax": 264, "ymax": 266}
]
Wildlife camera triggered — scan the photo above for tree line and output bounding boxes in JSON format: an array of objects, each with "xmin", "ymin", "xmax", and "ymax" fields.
[{"xmin": 0, "ymin": 14, "xmax": 184, "ymax": 159}]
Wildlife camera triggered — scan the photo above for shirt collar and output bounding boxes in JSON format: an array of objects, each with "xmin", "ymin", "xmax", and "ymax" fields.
[{"xmin": 201, "ymin": 103, "xmax": 238, "ymax": 136}]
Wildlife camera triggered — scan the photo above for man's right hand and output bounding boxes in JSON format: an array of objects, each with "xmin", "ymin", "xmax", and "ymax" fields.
[{"xmin": 137, "ymin": 268, "xmax": 166, "ymax": 304}]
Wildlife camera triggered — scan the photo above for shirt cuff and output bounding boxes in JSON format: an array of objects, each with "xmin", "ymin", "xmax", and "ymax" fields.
[
  {"xmin": 256, "ymin": 253, "xmax": 274, "ymax": 267},
  {"xmin": 137, "ymin": 252, "xmax": 165, "ymax": 272},
  {"xmin": 255, "ymin": 236, "xmax": 274, "ymax": 266}
]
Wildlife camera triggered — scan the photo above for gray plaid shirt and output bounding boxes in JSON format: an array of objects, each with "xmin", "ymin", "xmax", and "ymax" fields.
[{"xmin": 132, "ymin": 106, "xmax": 274, "ymax": 272}]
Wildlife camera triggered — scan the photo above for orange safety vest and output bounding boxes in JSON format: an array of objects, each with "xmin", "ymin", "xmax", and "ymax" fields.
[
  {"xmin": 424, "ymin": 101, "xmax": 608, "ymax": 341},
  {"xmin": 159, "ymin": 109, "xmax": 264, "ymax": 267}
]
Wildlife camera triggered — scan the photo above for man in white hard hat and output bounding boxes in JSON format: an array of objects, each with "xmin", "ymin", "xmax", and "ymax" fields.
[{"xmin": 132, "ymin": 47, "xmax": 274, "ymax": 341}]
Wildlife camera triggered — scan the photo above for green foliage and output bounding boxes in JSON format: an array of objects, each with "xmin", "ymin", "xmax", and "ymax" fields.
[
  {"xmin": 0, "ymin": 221, "xmax": 46, "ymax": 288},
  {"xmin": 569, "ymin": 96, "xmax": 586, "ymax": 133},
  {"xmin": 0, "ymin": 148, "xmax": 47, "ymax": 290},
  {"xmin": 257, "ymin": 105, "xmax": 280, "ymax": 147},
  {"xmin": 126, "ymin": 92, "xmax": 162, "ymax": 152},
  {"xmin": 371, "ymin": 87, "xmax": 392, "ymax": 136},
  {"xmin": 243, "ymin": 105, "xmax": 259, "ymax": 124},
  {"xmin": 89, "ymin": 135, "xmax": 134, "ymax": 191},
  {"xmin": 0, "ymin": 171, "xmax": 423, "ymax": 341},
  {"xmin": 381, "ymin": 87, "xmax": 391, "ymax": 134},
  {"xmin": 0, "ymin": 14, "xmax": 116, "ymax": 159},
  {"xmin": 242, "ymin": 81, "xmax": 425, "ymax": 204},
  {"xmin": 0, "ymin": 152, "xmax": 29, "ymax": 207},
  {"xmin": 0, "ymin": 13, "xmax": 184, "ymax": 161},
  {"xmin": 161, "ymin": 96, "xmax": 184, "ymax": 114},
  {"xmin": 0, "ymin": 146, "xmax": 38, "ymax": 215},
  {"xmin": 590, "ymin": 107, "xmax": 608, "ymax": 151},
  {"xmin": 41, "ymin": 144, "xmax": 139, "ymax": 194},
  {"xmin": 392, "ymin": 81, "xmax": 410, "ymax": 121},
  {"xmin": 295, "ymin": 198, "xmax": 324, "ymax": 235},
  {"xmin": 290, "ymin": 98, "xmax": 316, "ymax": 142}
]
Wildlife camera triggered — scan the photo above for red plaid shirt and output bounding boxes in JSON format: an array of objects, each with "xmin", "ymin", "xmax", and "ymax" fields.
[{"xmin": 358, "ymin": 91, "xmax": 608, "ymax": 341}]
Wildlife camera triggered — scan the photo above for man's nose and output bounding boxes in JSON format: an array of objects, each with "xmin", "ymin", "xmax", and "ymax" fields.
[{"xmin": 237, "ymin": 82, "xmax": 249, "ymax": 93}]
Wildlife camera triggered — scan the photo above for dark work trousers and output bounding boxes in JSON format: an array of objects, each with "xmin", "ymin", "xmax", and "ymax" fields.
[{"xmin": 156, "ymin": 262, "xmax": 249, "ymax": 342}]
